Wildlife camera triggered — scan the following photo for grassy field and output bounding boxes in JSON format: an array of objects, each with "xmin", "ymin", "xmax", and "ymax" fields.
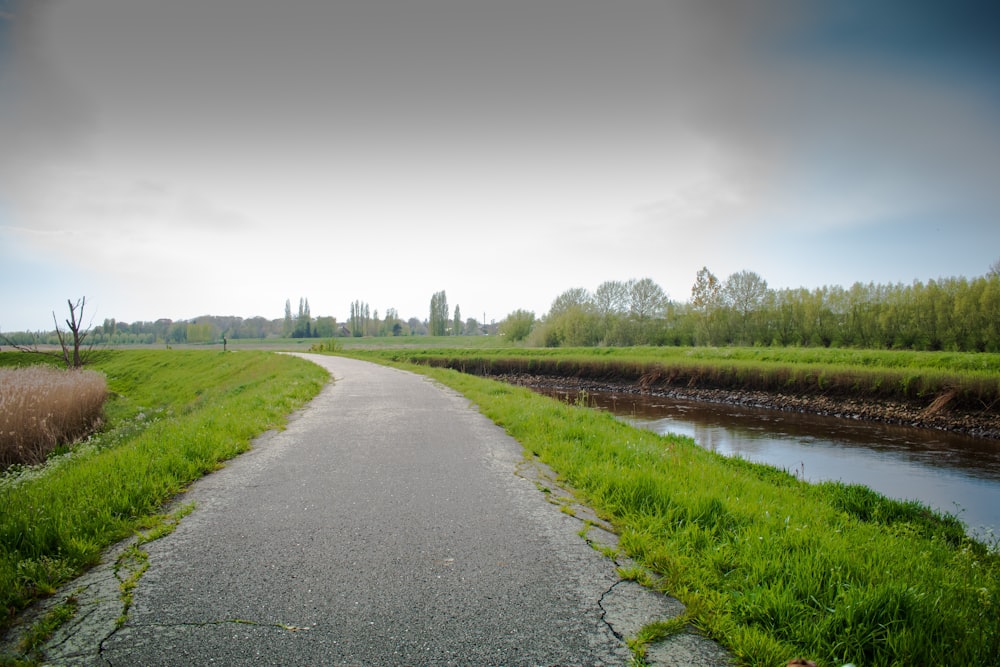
[
  {"xmin": 0, "ymin": 350, "xmax": 328, "ymax": 635},
  {"xmin": 339, "ymin": 350, "xmax": 1000, "ymax": 666},
  {"xmin": 346, "ymin": 345, "xmax": 1000, "ymax": 411}
]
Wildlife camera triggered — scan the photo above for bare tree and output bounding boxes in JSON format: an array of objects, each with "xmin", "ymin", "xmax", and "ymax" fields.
[
  {"xmin": 989, "ymin": 257, "xmax": 1000, "ymax": 278},
  {"xmin": 1, "ymin": 297, "xmax": 95, "ymax": 368},
  {"xmin": 54, "ymin": 297, "xmax": 94, "ymax": 368}
]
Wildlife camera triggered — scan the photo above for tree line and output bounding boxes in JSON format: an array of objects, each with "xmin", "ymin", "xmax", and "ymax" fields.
[
  {"xmin": 2, "ymin": 292, "xmax": 489, "ymax": 346},
  {"xmin": 5, "ymin": 266, "xmax": 998, "ymax": 352},
  {"xmin": 504, "ymin": 267, "xmax": 1000, "ymax": 352}
]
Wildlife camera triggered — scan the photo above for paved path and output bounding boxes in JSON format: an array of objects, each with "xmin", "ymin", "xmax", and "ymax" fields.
[{"xmin": 22, "ymin": 354, "xmax": 733, "ymax": 666}]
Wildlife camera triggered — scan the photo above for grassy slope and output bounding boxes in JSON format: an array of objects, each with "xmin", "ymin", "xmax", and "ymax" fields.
[
  {"xmin": 344, "ymin": 351, "xmax": 1000, "ymax": 666},
  {"xmin": 0, "ymin": 350, "xmax": 328, "ymax": 627}
]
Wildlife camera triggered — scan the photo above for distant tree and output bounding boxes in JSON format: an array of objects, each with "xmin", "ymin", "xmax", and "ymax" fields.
[
  {"xmin": 429, "ymin": 291, "xmax": 449, "ymax": 336},
  {"xmin": 548, "ymin": 287, "xmax": 592, "ymax": 318},
  {"xmin": 382, "ymin": 308, "xmax": 400, "ymax": 336},
  {"xmin": 349, "ymin": 300, "xmax": 369, "ymax": 337},
  {"xmin": 283, "ymin": 299, "xmax": 294, "ymax": 337},
  {"xmin": 690, "ymin": 267, "xmax": 722, "ymax": 312},
  {"xmin": 594, "ymin": 280, "xmax": 630, "ymax": 316},
  {"xmin": 498, "ymin": 309, "xmax": 535, "ymax": 341},
  {"xmin": 292, "ymin": 297, "xmax": 312, "ymax": 337},
  {"xmin": 168, "ymin": 322, "xmax": 187, "ymax": 344},
  {"xmin": 724, "ymin": 270, "xmax": 769, "ymax": 344},
  {"xmin": 453, "ymin": 305, "xmax": 462, "ymax": 335},
  {"xmin": 186, "ymin": 321, "xmax": 217, "ymax": 343},
  {"xmin": 465, "ymin": 317, "xmax": 480, "ymax": 335},
  {"xmin": 314, "ymin": 316, "xmax": 337, "ymax": 338},
  {"xmin": 629, "ymin": 278, "xmax": 667, "ymax": 320},
  {"xmin": 407, "ymin": 317, "xmax": 425, "ymax": 335}
]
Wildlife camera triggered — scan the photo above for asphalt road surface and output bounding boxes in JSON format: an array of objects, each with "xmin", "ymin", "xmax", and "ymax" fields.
[{"xmin": 25, "ymin": 354, "xmax": 733, "ymax": 666}]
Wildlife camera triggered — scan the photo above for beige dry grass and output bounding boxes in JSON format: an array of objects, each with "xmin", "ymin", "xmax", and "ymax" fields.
[{"xmin": 0, "ymin": 366, "xmax": 108, "ymax": 468}]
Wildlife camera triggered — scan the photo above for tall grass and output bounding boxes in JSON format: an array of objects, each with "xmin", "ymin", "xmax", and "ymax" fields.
[
  {"xmin": 360, "ymin": 357, "xmax": 1000, "ymax": 666},
  {"xmin": 0, "ymin": 366, "xmax": 108, "ymax": 468},
  {"xmin": 0, "ymin": 351, "xmax": 328, "ymax": 628}
]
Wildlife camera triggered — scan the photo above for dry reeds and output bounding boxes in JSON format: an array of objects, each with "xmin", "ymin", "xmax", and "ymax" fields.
[{"xmin": 0, "ymin": 365, "xmax": 107, "ymax": 468}]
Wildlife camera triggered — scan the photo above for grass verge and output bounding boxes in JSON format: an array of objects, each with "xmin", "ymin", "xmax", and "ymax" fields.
[
  {"xmin": 347, "ymin": 353, "xmax": 999, "ymax": 666},
  {"xmin": 0, "ymin": 350, "xmax": 328, "ymax": 631}
]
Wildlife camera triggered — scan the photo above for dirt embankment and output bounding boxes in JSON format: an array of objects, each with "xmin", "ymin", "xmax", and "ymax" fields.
[{"xmin": 492, "ymin": 372, "xmax": 1000, "ymax": 441}]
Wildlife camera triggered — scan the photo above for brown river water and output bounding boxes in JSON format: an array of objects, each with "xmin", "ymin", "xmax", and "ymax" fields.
[{"xmin": 532, "ymin": 387, "xmax": 1000, "ymax": 542}]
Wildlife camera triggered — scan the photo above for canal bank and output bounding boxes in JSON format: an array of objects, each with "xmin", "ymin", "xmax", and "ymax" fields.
[{"xmin": 491, "ymin": 372, "xmax": 1000, "ymax": 440}]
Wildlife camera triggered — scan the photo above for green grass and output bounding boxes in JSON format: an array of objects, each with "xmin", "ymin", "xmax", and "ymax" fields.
[
  {"xmin": 0, "ymin": 350, "xmax": 328, "ymax": 629},
  {"xmin": 203, "ymin": 334, "xmax": 510, "ymax": 352},
  {"xmin": 345, "ymin": 353, "xmax": 999, "ymax": 666},
  {"xmin": 347, "ymin": 345, "xmax": 1000, "ymax": 411}
]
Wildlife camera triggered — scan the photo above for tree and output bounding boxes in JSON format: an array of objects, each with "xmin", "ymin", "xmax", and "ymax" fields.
[
  {"xmin": 407, "ymin": 317, "xmax": 426, "ymax": 336},
  {"xmin": 548, "ymin": 287, "xmax": 592, "ymax": 318},
  {"xmin": 723, "ymin": 270, "xmax": 769, "ymax": 343},
  {"xmin": 3, "ymin": 297, "xmax": 96, "ymax": 368},
  {"xmin": 382, "ymin": 308, "xmax": 400, "ymax": 336},
  {"xmin": 594, "ymin": 280, "xmax": 630, "ymax": 316},
  {"xmin": 629, "ymin": 278, "xmax": 667, "ymax": 320},
  {"xmin": 990, "ymin": 257, "xmax": 1000, "ymax": 278},
  {"xmin": 690, "ymin": 267, "xmax": 722, "ymax": 312},
  {"xmin": 453, "ymin": 305, "xmax": 462, "ymax": 335},
  {"xmin": 293, "ymin": 297, "xmax": 313, "ymax": 337},
  {"xmin": 429, "ymin": 291, "xmax": 449, "ymax": 336},
  {"xmin": 55, "ymin": 297, "xmax": 95, "ymax": 368},
  {"xmin": 283, "ymin": 299, "xmax": 294, "ymax": 337},
  {"xmin": 498, "ymin": 309, "xmax": 535, "ymax": 341},
  {"xmin": 349, "ymin": 300, "xmax": 369, "ymax": 337},
  {"xmin": 314, "ymin": 316, "xmax": 338, "ymax": 338}
]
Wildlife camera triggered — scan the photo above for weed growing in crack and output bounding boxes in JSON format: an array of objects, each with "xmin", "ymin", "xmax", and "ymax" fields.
[
  {"xmin": 10, "ymin": 592, "xmax": 80, "ymax": 661},
  {"xmin": 616, "ymin": 566, "xmax": 654, "ymax": 587},
  {"xmin": 627, "ymin": 617, "xmax": 691, "ymax": 661},
  {"xmin": 114, "ymin": 503, "xmax": 196, "ymax": 628}
]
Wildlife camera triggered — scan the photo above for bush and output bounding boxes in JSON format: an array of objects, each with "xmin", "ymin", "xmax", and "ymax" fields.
[{"xmin": 0, "ymin": 366, "xmax": 107, "ymax": 468}]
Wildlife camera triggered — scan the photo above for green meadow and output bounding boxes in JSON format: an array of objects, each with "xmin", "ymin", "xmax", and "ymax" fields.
[{"xmin": 343, "ymin": 344, "xmax": 1000, "ymax": 411}]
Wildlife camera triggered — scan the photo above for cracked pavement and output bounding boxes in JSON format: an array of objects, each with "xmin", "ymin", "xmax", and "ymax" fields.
[{"xmin": 8, "ymin": 354, "xmax": 733, "ymax": 666}]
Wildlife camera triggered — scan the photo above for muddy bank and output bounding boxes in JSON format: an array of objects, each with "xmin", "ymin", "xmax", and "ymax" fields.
[{"xmin": 491, "ymin": 372, "xmax": 1000, "ymax": 441}]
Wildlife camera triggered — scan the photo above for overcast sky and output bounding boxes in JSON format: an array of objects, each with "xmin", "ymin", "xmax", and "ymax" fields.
[{"xmin": 2, "ymin": 0, "xmax": 999, "ymax": 331}]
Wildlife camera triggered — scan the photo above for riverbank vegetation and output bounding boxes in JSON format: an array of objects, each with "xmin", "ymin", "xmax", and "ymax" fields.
[
  {"xmin": 0, "ymin": 351, "xmax": 327, "ymax": 633},
  {"xmin": 527, "ymin": 271, "xmax": 1000, "ymax": 351},
  {"xmin": 0, "ymin": 366, "xmax": 108, "ymax": 468},
  {"xmin": 351, "ymin": 354, "xmax": 999, "ymax": 666},
  {"xmin": 344, "ymin": 346, "xmax": 1000, "ymax": 419}
]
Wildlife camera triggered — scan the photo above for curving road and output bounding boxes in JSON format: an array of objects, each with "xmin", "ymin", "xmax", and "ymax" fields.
[{"xmin": 32, "ymin": 354, "xmax": 733, "ymax": 666}]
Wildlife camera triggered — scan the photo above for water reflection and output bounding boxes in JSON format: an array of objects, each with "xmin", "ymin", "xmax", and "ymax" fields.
[{"xmin": 536, "ymin": 388, "xmax": 1000, "ymax": 539}]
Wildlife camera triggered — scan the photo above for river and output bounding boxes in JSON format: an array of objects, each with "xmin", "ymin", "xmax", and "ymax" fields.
[{"xmin": 533, "ymin": 387, "xmax": 1000, "ymax": 541}]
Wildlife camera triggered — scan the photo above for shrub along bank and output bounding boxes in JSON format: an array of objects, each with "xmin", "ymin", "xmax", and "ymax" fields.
[
  {"xmin": 0, "ymin": 350, "xmax": 328, "ymax": 632},
  {"xmin": 343, "ymin": 351, "xmax": 1000, "ymax": 666}
]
